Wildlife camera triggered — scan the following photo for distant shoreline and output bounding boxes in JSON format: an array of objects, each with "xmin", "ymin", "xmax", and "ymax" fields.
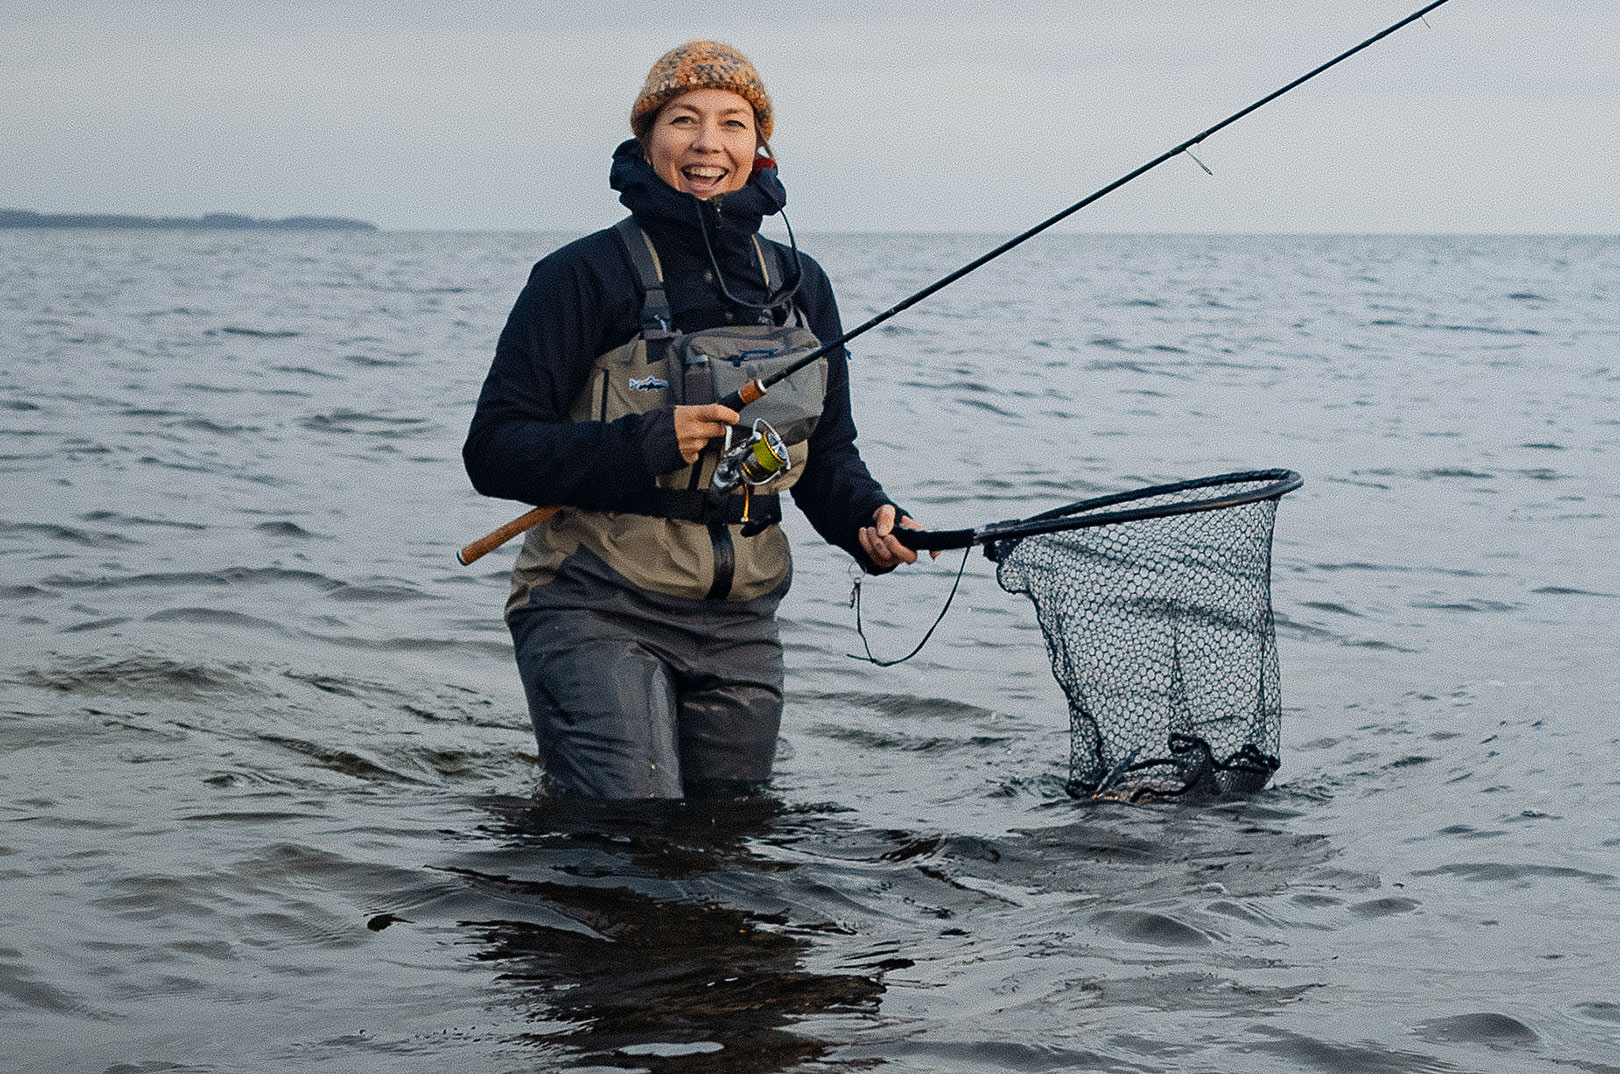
[{"xmin": 0, "ymin": 209, "xmax": 378, "ymax": 231}]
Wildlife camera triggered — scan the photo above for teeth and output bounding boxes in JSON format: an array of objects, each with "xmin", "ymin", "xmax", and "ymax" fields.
[{"xmin": 686, "ymin": 167, "xmax": 724, "ymax": 179}]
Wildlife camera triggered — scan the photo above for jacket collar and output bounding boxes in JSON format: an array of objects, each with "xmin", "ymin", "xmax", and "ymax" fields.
[{"xmin": 609, "ymin": 138, "xmax": 787, "ymax": 251}]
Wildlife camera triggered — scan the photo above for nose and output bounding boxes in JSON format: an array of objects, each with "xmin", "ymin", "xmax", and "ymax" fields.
[{"xmin": 690, "ymin": 118, "xmax": 723, "ymax": 151}]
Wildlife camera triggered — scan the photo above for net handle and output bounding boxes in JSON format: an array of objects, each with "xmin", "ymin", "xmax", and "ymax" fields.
[
  {"xmin": 895, "ymin": 469, "xmax": 1304, "ymax": 552},
  {"xmin": 896, "ymin": 527, "xmax": 979, "ymax": 552}
]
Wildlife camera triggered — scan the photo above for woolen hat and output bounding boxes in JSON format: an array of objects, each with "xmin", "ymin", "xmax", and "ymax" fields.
[{"xmin": 630, "ymin": 41, "xmax": 773, "ymax": 142}]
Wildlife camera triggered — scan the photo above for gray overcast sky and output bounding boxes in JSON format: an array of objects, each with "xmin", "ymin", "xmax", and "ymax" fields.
[{"xmin": 3, "ymin": 1, "xmax": 1616, "ymax": 233}]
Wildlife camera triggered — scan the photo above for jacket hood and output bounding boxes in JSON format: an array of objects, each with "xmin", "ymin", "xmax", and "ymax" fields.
[{"xmin": 609, "ymin": 138, "xmax": 787, "ymax": 239}]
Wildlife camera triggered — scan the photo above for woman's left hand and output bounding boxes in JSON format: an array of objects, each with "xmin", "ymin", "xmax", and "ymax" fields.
[{"xmin": 859, "ymin": 504, "xmax": 937, "ymax": 570}]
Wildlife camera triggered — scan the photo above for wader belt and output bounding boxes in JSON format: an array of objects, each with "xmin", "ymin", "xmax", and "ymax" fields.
[{"xmin": 637, "ymin": 488, "xmax": 781, "ymax": 528}]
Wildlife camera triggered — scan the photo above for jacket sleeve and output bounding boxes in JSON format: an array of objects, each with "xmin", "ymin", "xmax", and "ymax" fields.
[
  {"xmin": 462, "ymin": 233, "xmax": 683, "ymax": 509},
  {"xmin": 787, "ymin": 254, "xmax": 905, "ymax": 573}
]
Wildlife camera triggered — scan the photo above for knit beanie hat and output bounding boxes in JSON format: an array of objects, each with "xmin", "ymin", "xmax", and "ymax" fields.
[{"xmin": 630, "ymin": 41, "xmax": 773, "ymax": 142}]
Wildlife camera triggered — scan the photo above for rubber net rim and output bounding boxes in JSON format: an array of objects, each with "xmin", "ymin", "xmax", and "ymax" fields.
[{"xmin": 899, "ymin": 469, "xmax": 1303, "ymax": 552}]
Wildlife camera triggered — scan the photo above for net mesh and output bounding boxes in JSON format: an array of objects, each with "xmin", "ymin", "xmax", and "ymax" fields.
[{"xmin": 991, "ymin": 477, "xmax": 1287, "ymax": 800}]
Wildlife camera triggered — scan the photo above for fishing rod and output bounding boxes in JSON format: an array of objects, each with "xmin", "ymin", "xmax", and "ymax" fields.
[{"xmin": 458, "ymin": 0, "xmax": 1450, "ymax": 566}]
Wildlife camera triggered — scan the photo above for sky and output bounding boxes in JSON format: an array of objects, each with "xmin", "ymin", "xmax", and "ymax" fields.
[{"xmin": 2, "ymin": 0, "xmax": 1616, "ymax": 233}]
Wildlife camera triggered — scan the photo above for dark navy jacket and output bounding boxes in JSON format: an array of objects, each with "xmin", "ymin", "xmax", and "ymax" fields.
[{"xmin": 463, "ymin": 140, "xmax": 897, "ymax": 571}]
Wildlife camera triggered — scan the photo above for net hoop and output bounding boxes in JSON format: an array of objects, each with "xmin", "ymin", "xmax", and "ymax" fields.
[{"xmin": 898, "ymin": 469, "xmax": 1303, "ymax": 553}]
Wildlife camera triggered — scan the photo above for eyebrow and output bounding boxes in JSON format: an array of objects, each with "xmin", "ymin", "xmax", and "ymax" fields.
[{"xmin": 666, "ymin": 103, "xmax": 752, "ymax": 118}]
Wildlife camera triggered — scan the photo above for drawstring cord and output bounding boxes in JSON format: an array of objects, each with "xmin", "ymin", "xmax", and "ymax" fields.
[{"xmin": 692, "ymin": 192, "xmax": 804, "ymax": 315}]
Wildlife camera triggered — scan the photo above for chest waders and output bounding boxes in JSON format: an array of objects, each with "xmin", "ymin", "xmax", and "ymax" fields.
[{"xmin": 505, "ymin": 219, "xmax": 830, "ymax": 617}]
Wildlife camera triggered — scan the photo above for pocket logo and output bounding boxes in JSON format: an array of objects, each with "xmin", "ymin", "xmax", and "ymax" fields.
[{"xmin": 628, "ymin": 376, "xmax": 668, "ymax": 391}]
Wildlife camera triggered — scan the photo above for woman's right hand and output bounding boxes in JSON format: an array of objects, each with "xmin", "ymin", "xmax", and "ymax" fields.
[{"xmin": 672, "ymin": 403, "xmax": 741, "ymax": 463}]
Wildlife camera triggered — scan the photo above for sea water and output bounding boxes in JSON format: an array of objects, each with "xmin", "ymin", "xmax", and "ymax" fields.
[{"xmin": 2, "ymin": 229, "xmax": 1617, "ymax": 1072}]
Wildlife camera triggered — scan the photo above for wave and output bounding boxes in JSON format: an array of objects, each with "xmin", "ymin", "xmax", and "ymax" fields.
[
  {"xmin": 15, "ymin": 654, "xmax": 248, "ymax": 698},
  {"xmin": 0, "ymin": 521, "xmax": 139, "ymax": 547},
  {"xmin": 32, "ymin": 566, "xmax": 433, "ymax": 602},
  {"xmin": 217, "ymin": 326, "xmax": 301, "ymax": 338},
  {"xmin": 79, "ymin": 510, "xmax": 207, "ymax": 531},
  {"xmin": 299, "ymin": 410, "xmax": 433, "ymax": 436}
]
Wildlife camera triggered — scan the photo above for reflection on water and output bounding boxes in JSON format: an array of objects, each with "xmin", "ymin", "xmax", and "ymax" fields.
[
  {"xmin": 463, "ymin": 798, "xmax": 884, "ymax": 1071},
  {"xmin": 446, "ymin": 789, "xmax": 1360, "ymax": 1072}
]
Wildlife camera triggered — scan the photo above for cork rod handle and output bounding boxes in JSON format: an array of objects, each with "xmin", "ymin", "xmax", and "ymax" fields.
[{"xmin": 457, "ymin": 505, "xmax": 559, "ymax": 566}]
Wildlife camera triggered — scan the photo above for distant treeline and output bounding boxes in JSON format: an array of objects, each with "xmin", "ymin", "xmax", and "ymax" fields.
[{"xmin": 0, "ymin": 209, "xmax": 378, "ymax": 231}]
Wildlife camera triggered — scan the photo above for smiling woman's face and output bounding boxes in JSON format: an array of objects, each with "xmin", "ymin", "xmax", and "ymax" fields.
[{"xmin": 643, "ymin": 88, "xmax": 759, "ymax": 199}]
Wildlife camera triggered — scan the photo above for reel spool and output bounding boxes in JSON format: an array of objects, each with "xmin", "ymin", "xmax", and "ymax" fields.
[{"xmin": 712, "ymin": 418, "xmax": 790, "ymax": 492}]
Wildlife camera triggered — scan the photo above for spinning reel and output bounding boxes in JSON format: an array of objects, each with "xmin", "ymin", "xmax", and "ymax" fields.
[
  {"xmin": 712, "ymin": 418, "xmax": 790, "ymax": 533},
  {"xmin": 712, "ymin": 418, "xmax": 790, "ymax": 493}
]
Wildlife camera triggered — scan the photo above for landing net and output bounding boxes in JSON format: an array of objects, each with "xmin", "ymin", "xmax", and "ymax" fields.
[{"xmin": 986, "ymin": 470, "xmax": 1299, "ymax": 800}]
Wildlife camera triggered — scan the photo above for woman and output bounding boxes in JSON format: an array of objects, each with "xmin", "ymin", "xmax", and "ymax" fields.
[{"xmin": 464, "ymin": 41, "xmax": 921, "ymax": 801}]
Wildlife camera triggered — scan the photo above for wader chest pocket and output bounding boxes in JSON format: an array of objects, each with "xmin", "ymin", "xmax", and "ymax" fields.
[{"xmin": 675, "ymin": 327, "xmax": 827, "ymax": 444}]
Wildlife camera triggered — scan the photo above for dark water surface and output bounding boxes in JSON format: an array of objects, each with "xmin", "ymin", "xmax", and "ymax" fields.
[{"xmin": 3, "ymin": 230, "xmax": 1617, "ymax": 1072}]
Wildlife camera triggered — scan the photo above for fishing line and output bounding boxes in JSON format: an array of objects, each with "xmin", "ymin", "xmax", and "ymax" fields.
[{"xmin": 1184, "ymin": 149, "xmax": 1214, "ymax": 176}]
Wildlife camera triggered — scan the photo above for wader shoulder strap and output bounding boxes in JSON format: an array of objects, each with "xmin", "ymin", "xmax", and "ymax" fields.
[
  {"xmin": 752, "ymin": 235, "xmax": 789, "ymax": 293},
  {"xmin": 613, "ymin": 217, "xmax": 675, "ymax": 359},
  {"xmin": 751, "ymin": 235, "xmax": 802, "ymax": 326}
]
